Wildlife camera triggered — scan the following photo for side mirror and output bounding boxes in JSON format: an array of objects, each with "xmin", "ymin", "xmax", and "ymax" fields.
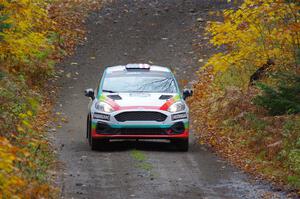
[
  {"xmin": 182, "ymin": 89, "xmax": 193, "ymax": 100},
  {"xmin": 84, "ymin": 88, "xmax": 95, "ymax": 100}
]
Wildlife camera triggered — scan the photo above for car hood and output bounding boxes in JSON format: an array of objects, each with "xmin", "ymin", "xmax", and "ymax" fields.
[{"xmin": 102, "ymin": 93, "xmax": 178, "ymax": 108}]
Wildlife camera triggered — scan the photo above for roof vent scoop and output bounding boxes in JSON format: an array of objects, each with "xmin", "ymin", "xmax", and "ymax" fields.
[
  {"xmin": 159, "ymin": 95, "xmax": 173, "ymax": 100},
  {"xmin": 107, "ymin": 95, "xmax": 122, "ymax": 100}
]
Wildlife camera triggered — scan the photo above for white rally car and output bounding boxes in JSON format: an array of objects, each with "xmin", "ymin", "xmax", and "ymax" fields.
[{"xmin": 85, "ymin": 64, "xmax": 193, "ymax": 151}]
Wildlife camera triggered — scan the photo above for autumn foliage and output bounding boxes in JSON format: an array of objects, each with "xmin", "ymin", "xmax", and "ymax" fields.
[
  {"xmin": 191, "ymin": 0, "xmax": 300, "ymax": 192},
  {"xmin": 0, "ymin": 0, "xmax": 56, "ymax": 82},
  {"xmin": 0, "ymin": 0, "xmax": 103, "ymax": 197}
]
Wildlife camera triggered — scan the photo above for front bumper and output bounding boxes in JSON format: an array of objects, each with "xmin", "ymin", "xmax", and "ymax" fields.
[{"xmin": 91, "ymin": 109, "xmax": 189, "ymax": 139}]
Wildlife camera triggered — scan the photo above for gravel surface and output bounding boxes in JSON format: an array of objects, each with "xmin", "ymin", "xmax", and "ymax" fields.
[{"xmin": 54, "ymin": 0, "xmax": 288, "ymax": 198}]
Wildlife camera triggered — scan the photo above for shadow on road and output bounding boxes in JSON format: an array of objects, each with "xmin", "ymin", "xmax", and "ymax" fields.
[{"xmin": 92, "ymin": 140, "xmax": 183, "ymax": 152}]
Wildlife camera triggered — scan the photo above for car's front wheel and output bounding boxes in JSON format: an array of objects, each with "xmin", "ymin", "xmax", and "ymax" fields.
[
  {"xmin": 87, "ymin": 114, "xmax": 98, "ymax": 150},
  {"xmin": 172, "ymin": 138, "xmax": 189, "ymax": 152},
  {"xmin": 86, "ymin": 114, "xmax": 90, "ymax": 139},
  {"xmin": 87, "ymin": 115, "xmax": 109, "ymax": 150},
  {"xmin": 89, "ymin": 136, "xmax": 99, "ymax": 150}
]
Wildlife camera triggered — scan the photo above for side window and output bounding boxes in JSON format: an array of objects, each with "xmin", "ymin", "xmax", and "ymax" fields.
[{"xmin": 96, "ymin": 69, "xmax": 107, "ymax": 97}]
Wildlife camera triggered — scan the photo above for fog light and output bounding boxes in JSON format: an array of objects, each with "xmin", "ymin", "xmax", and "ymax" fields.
[
  {"xmin": 171, "ymin": 113, "xmax": 187, "ymax": 120},
  {"xmin": 170, "ymin": 122, "xmax": 185, "ymax": 134},
  {"xmin": 93, "ymin": 113, "xmax": 110, "ymax": 121}
]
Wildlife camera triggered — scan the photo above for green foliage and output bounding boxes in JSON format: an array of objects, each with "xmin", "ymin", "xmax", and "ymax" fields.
[
  {"xmin": 245, "ymin": 112, "xmax": 268, "ymax": 131},
  {"xmin": 0, "ymin": 72, "xmax": 56, "ymax": 197},
  {"xmin": 287, "ymin": 176, "xmax": 300, "ymax": 188},
  {"xmin": 282, "ymin": 118, "xmax": 300, "ymax": 176},
  {"xmin": 283, "ymin": 119, "xmax": 300, "ymax": 138},
  {"xmin": 0, "ymin": 0, "xmax": 103, "ymax": 197},
  {"xmin": 288, "ymin": 149, "xmax": 300, "ymax": 174},
  {"xmin": 285, "ymin": 0, "xmax": 300, "ymax": 5},
  {"xmin": 296, "ymin": 48, "xmax": 300, "ymax": 65},
  {"xmin": 0, "ymin": 3, "xmax": 8, "ymax": 29},
  {"xmin": 0, "ymin": 15, "xmax": 10, "ymax": 32},
  {"xmin": 192, "ymin": 0, "xmax": 300, "ymax": 190},
  {"xmin": 0, "ymin": 0, "xmax": 56, "ymax": 79},
  {"xmin": 0, "ymin": 73, "xmax": 37, "ymax": 134},
  {"xmin": 254, "ymin": 73, "xmax": 300, "ymax": 115}
]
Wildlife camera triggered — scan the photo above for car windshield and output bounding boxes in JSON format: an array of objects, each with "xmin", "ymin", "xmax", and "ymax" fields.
[{"xmin": 102, "ymin": 71, "xmax": 178, "ymax": 93}]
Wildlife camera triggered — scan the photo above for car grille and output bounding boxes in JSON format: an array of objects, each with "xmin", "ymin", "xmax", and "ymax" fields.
[
  {"xmin": 114, "ymin": 111, "xmax": 167, "ymax": 122},
  {"xmin": 115, "ymin": 128, "xmax": 166, "ymax": 135},
  {"xmin": 95, "ymin": 122, "xmax": 185, "ymax": 135}
]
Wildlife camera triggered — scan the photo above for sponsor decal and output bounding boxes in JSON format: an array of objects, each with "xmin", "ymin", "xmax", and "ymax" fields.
[
  {"xmin": 119, "ymin": 106, "xmax": 160, "ymax": 110},
  {"xmin": 98, "ymin": 95, "xmax": 121, "ymax": 110},
  {"xmin": 184, "ymin": 121, "xmax": 189, "ymax": 130},
  {"xmin": 93, "ymin": 113, "xmax": 110, "ymax": 121},
  {"xmin": 171, "ymin": 112, "xmax": 187, "ymax": 120},
  {"xmin": 159, "ymin": 95, "xmax": 181, "ymax": 111},
  {"xmin": 97, "ymin": 94, "xmax": 182, "ymax": 111}
]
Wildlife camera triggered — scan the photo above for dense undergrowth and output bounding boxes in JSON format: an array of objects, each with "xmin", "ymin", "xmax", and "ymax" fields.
[
  {"xmin": 0, "ymin": 0, "xmax": 103, "ymax": 197},
  {"xmin": 191, "ymin": 0, "xmax": 300, "ymax": 194}
]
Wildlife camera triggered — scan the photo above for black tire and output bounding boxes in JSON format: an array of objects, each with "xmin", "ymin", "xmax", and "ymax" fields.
[
  {"xmin": 172, "ymin": 139, "xmax": 189, "ymax": 152},
  {"xmin": 90, "ymin": 137, "xmax": 99, "ymax": 151},
  {"xmin": 87, "ymin": 114, "xmax": 98, "ymax": 150},
  {"xmin": 86, "ymin": 114, "xmax": 90, "ymax": 139},
  {"xmin": 89, "ymin": 129, "xmax": 100, "ymax": 151}
]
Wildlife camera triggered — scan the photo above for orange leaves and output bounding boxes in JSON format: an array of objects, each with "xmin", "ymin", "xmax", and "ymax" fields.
[
  {"xmin": 0, "ymin": 137, "xmax": 18, "ymax": 172},
  {"xmin": 0, "ymin": 0, "xmax": 106, "ymax": 198},
  {"xmin": 0, "ymin": 97, "xmax": 56, "ymax": 198},
  {"xmin": 49, "ymin": 0, "xmax": 103, "ymax": 55},
  {"xmin": 191, "ymin": 0, "xmax": 300, "ymax": 192},
  {"xmin": 0, "ymin": 136, "xmax": 26, "ymax": 198}
]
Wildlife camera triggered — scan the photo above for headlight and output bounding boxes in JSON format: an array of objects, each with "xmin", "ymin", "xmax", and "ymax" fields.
[
  {"xmin": 168, "ymin": 101, "xmax": 185, "ymax": 113},
  {"xmin": 95, "ymin": 101, "xmax": 114, "ymax": 113}
]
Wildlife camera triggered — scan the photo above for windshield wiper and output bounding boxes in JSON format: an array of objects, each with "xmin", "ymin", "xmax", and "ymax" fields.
[{"xmin": 102, "ymin": 89, "xmax": 117, "ymax": 93}]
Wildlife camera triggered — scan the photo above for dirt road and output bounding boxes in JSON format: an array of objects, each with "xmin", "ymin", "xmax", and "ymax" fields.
[{"xmin": 54, "ymin": 0, "xmax": 286, "ymax": 198}]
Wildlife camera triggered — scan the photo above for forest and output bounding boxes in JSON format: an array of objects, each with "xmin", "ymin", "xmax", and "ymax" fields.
[{"xmin": 0, "ymin": 0, "xmax": 299, "ymax": 197}]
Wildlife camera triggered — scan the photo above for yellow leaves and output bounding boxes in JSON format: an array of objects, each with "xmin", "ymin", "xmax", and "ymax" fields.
[
  {"xmin": 3, "ymin": 31, "xmax": 48, "ymax": 60},
  {"xmin": 18, "ymin": 110, "xmax": 34, "ymax": 129},
  {"xmin": 204, "ymin": 0, "xmax": 300, "ymax": 90},
  {"xmin": 0, "ymin": 137, "xmax": 16, "ymax": 172},
  {"xmin": 19, "ymin": 113, "xmax": 27, "ymax": 119},
  {"xmin": 27, "ymin": 111, "xmax": 33, "ymax": 117},
  {"xmin": 0, "ymin": 105, "xmax": 53, "ymax": 197},
  {"xmin": 22, "ymin": 120, "xmax": 32, "ymax": 128},
  {"xmin": 17, "ymin": 126, "xmax": 25, "ymax": 133},
  {"xmin": 0, "ymin": 0, "xmax": 102, "ymax": 197},
  {"xmin": 0, "ymin": 0, "xmax": 55, "ymax": 75},
  {"xmin": 205, "ymin": 53, "xmax": 230, "ymax": 72},
  {"xmin": 194, "ymin": 0, "xmax": 300, "ymax": 151},
  {"xmin": 192, "ymin": 0, "xmax": 300, "ymax": 191},
  {"xmin": 0, "ymin": 137, "xmax": 26, "ymax": 198}
]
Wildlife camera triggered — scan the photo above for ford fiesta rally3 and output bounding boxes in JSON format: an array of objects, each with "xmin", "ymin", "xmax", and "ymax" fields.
[{"xmin": 85, "ymin": 64, "xmax": 193, "ymax": 151}]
